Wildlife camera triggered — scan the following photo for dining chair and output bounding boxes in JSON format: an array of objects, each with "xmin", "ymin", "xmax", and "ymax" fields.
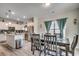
[
  {"xmin": 55, "ymin": 33, "xmax": 61, "ymax": 39},
  {"xmin": 45, "ymin": 33, "xmax": 51, "ymax": 35},
  {"xmin": 44, "ymin": 34, "xmax": 58, "ymax": 56},
  {"xmin": 59, "ymin": 35, "xmax": 78, "ymax": 56},
  {"xmin": 31, "ymin": 34, "xmax": 41, "ymax": 56}
]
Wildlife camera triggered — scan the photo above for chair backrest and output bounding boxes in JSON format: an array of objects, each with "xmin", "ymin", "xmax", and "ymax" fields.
[
  {"xmin": 31, "ymin": 34, "xmax": 40, "ymax": 46},
  {"xmin": 45, "ymin": 33, "xmax": 51, "ymax": 35},
  {"xmin": 55, "ymin": 33, "xmax": 61, "ymax": 39},
  {"xmin": 71, "ymin": 35, "xmax": 78, "ymax": 50},
  {"xmin": 44, "ymin": 34, "xmax": 57, "ymax": 55}
]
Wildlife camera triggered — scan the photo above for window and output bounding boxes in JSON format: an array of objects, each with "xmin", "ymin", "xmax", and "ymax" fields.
[
  {"xmin": 49, "ymin": 21, "xmax": 60, "ymax": 35},
  {"xmin": 49, "ymin": 20, "xmax": 66, "ymax": 38}
]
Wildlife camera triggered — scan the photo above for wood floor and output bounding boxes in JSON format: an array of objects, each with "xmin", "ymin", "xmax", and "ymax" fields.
[
  {"xmin": 0, "ymin": 40, "xmax": 79, "ymax": 56},
  {"xmin": 0, "ymin": 41, "xmax": 40, "ymax": 56}
]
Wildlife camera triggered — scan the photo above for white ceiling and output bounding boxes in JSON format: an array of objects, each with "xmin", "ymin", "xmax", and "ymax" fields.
[{"xmin": 0, "ymin": 3, "xmax": 79, "ymax": 21}]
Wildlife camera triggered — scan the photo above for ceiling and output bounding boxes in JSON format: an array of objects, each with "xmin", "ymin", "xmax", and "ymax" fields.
[{"xmin": 0, "ymin": 3, "xmax": 79, "ymax": 21}]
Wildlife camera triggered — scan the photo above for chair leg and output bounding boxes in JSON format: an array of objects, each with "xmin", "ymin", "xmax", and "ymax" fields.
[
  {"xmin": 56, "ymin": 51, "xmax": 58, "ymax": 56},
  {"xmin": 59, "ymin": 49, "xmax": 62, "ymax": 56},
  {"xmin": 72, "ymin": 51, "xmax": 74, "ymax": 56},
  {"xmin": 32, "ymin": 47, "xmax": 35, "ymax": 55},
  {"xmin": 39, "ymin": 51, "xmax": 41, "ymax": 56},
  {"xmin": 44, "ymin": 46, "xmax": 46, "ymax": 56},
  {"xmin": 33, "ymin": 51, "xmax": 34, "ymax": 55},
  {"xmin": 39, "ymin": 47, "xmax": 41, "ymax": 56},
  {"xmin": 31, "ymin": 46, "xmax": 33, "ymax": 51},
  {"xmin": 36, "ymin": 46, "xmax": 38, "ymax": 50}
]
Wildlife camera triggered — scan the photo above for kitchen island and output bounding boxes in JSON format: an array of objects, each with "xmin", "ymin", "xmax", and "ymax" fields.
[{"xmin": 6, "ymin": 33, "xmax": 25, "ymax": 49}]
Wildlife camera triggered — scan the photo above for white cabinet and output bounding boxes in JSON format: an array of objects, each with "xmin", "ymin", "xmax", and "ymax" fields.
[{"xmin": 0, "ymin": 34, "xmax": 6, "ymax": 42}]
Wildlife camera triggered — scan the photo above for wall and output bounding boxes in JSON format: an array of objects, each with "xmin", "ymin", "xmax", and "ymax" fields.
[
  {"xmin": 34, "ymin": 17, "xmax": 39, "ymax": 33},
  {"xmin": 77, "ymin": 9, "xmax": 79, "ymax": 49},
  {"xmin": 38, "ymin": 9, "xmax": 79, "ymax": 48}
]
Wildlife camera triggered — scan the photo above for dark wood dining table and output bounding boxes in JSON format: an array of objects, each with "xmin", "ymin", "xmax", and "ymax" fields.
[{"xmin": 40, "ymin": 38, "xmax": 70, "ymax": 56}]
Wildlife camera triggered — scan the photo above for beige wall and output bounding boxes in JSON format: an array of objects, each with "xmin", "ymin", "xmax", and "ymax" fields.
[{"xmin": 34, "ymin": 17, "xmax": 39, "ymax": 33}]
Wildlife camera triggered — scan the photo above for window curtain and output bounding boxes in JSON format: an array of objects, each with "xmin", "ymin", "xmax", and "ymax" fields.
[
  {"xmin": 57, "ymin": 18, "xmax": 67, "ymax": 38},
  {"xmin": 44, "ymin": 21, "xmax": 52, "ymax": 33}
]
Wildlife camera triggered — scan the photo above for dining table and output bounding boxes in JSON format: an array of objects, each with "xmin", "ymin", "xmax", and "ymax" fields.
[{"xmin": 40, "ymin": 38, "xmax": 70, "ymax": 56}]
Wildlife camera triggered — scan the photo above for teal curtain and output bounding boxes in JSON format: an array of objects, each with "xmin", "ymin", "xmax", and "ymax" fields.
[
  {"xmin": 57, "ymin": 18, "xmax": 67, "ymax": 38},
  {"xmin": 44, "ymin": 21, "xmax": 52, "ymax": 33}
]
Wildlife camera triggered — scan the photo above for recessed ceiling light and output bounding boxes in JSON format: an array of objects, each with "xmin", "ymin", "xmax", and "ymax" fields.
[
  {"xmin": 11, "ymin": 11, "xmax": 15, "ymax": 15},
  {"xmin": 43, "ymin": 3, "xmax": 51, "ymax": 7},
  {"xmin": 23, "ymin": 16, "xmax": 26, "ymax": 19},
  {"xmin": 6, "ymin": 15, "xmax": 9, "ymax": 18},
  {"xmin": 9, "ymin": 22, "xmax": 11, "ymax": 25},
  {"xmin": 45, "ymin": 3, "xmax": 50, "ymax": 6},
  {"xmin": 6, "ymin": 23, "xmax": 8, "ymax": 26}
]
